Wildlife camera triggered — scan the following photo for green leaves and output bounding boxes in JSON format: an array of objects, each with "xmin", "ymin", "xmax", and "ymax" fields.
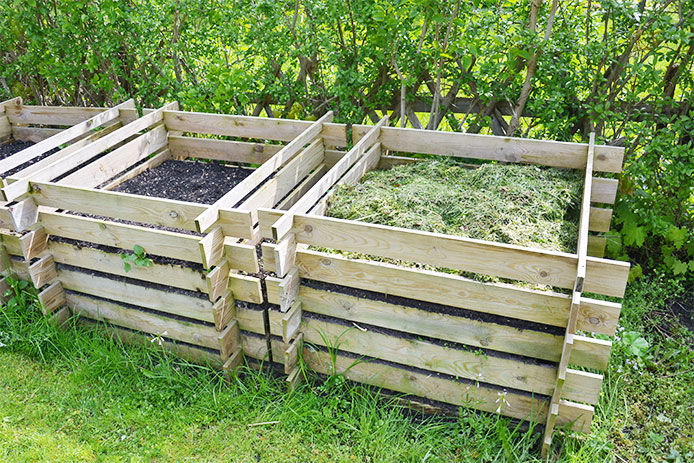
[
  {"xmin": 621, "ymin": 331, "xmax": 650, "ymax": 359},
  {"xmin": 120, "ymin": 245, "xmax": 153, "ymax": 273}
]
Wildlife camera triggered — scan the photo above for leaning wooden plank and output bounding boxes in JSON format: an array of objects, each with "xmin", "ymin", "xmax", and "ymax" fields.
[
  {"xmin": 30, "ymin": 181, "xmax": 207, "ymax": 231},
  {"xmin": 352, "ymin": 125, "xmax": 625, "ymax": 173},
  {"xmin": 59, "ymin": 124, "xmax": 168, "ymax": 187},
  {"xmin": 168, "ymin": 135, "xmax": 283, "ymax": 164},
  {"xmin": 0, "ymin": 99, "xmax": 134, "ymax": 176},
  {"xmin": 238, "ymin": 138, "xmax": 324, "ymax": 213},
  {"xmin": 289, "ymin": 342, "xmax": 549, "ymax": 422},
  {"xmin": 195, "ymin": 111, "xmax": 334, "ymax": 233},
  {"xmin": 285, "ymin": 214, "xmax": 629, "ymax": 296},
  {"xmin": 269, "ymin": 313, "xmax": 557, "ymax": 395},
  {"xmin": 57, "ymin": 266, "xmax": 214, "ymax": 323},
  {"xmin": 39, "ymin": 211, "xmax": 203, "ymax": 263},
  {"xmin": 78, "ymin": 318, "xmax": 223, "ymax": 368},
  {"xmin": 48, "ymin": 240, "xmax": 208, "ymax": 294},
  {"xmin": 263, "ymin": 248, "xmax": 622, "ymax": 335},
  {"xmin": 3, "ymin": 102, "xmax": 177, "ymax": 201},
  {"xmin": 8, "ymin": 120, "xmax": 124, "ymax": 179},
  {"xmin": 38, "ymin": 281, "xmax": 66, "ymax": 315},
  {"xmin": 271, "ymin": 117, "xmax": 387, "ymax": 241},
  {"xmin": 101, "ymin": 148, "xmax": 172, "ymax": 191},
  {"xmin": 68, "ymin": 292, "xmax": 218, "ymax": 350},
  {"xmin": 275, "ymin": 164, "xmax": 327, "ymax": 210},
  {"xmin": 28, "ymin": 254, "xmax": 57, "ymax": 289},
  {"xmin": 163, "ymin": 111, "xmax": 348, "ymax": 147}
]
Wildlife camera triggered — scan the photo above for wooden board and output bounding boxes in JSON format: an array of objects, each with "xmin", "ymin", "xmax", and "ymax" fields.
[
  {"xmin": 168, "ymin": 135, "xmax": 283, "ymax": 164},
  {"xmin": 31, "ymin": 181, "xmax": 208, "ymax": 232},
  {"xmin": 68, "ymin": 292, "xmax": 218, "ymax": 350},
  {"xmin": 58, "ymin": 266, "xmax": 214, "ymax": 323},
  {"xmin": 591, "ymin": 177, "xmax": 619, "ymax": 204},
  {"xmin": 285, "ymin": 214, "xmax": 629, "ymax": 297},
  {"xmin": 262, "ymin": 247, "xmax": 621, "ymax": 335},
  {"xmin": 40, "ymin": 211, "xmax": 203, "ymax": 263},
  {"xmin": 352, "ymin": 125, "xmax": 625, "ymax": 173},
  {"xmin": 48, "ymin": 239, "xmax": 208, "ymax": 294}
]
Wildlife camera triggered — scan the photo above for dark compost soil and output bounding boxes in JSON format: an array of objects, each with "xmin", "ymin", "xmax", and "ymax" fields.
[
  {"xmin": 0, "ymin": 140, "xmax": 59, "ymax": 177},
  {"xmin": 113, "ymin": 159, "xmax": 254, "ymax": 205}
]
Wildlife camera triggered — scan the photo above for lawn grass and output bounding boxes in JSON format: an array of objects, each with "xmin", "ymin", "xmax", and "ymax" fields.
[{"xmin": 0, "ymin": 275, "xmax": 692, "ymax": 462}]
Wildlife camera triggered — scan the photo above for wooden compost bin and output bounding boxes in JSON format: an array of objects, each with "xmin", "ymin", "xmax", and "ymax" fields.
[
  {"xmin": 0, "ymin": 104, "xmax": 358, "ymax": 375},
  {"xmin": 0, "ymin": 97, "xmax": 142, "ymax": 298},
  {"xmin": 256, "ymin": 119, "xmax": 629, "ymax": 455}
]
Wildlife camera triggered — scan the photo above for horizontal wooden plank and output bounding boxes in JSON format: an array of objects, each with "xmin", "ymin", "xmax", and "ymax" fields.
[
  {"xmin": 48, "ymin": 240, "xmax": 208, "ymax": 294},
  {"xmin": 242, "ymin": 332, "xmax": 270, "ymax": 361},
  {"xmin": 263, "ymin": 247, "xmax": 621, "ymax": 335},
  {"xmin": 10, "ymin": 127, "xmax": 61, "ymax": 142},
  {"xmin": 295, "ymin": 284, "xmax": 563, "ymax": 362},
  {"xmin": 163, "ymin": 111, "xmax": 349, "ymax": 147},
  {"xmin": 31, "ymin": 181, "xmax": 207, "ymax": 231},
  {"xmin": 68, "ymin": 292, "xmax": 218, "ymax": 350},
  {"xmin": 587, "ymin": 235, "xmax": 606, "ymax": 257},
  {"xmin": 58, "ymin": 267, "xmax": 214, "ymax": 323},
  {"xmin": 228, "ymin": 274, "xmax": 263, "ymax": 304},
  {"xmin": 288, "ymin": 214, "xmax": 629, "ymax": 296},
  {"xmin": 60, "ymin": 124, "xmax": 168, "ymax": 187},
  {"xmin": 224, "ymin": 238, "xmax": 260, "ymax": 273},
  {"xmin": 273, "ymin": 339, "xmax": 549, "ymax": 423},
  {"xmin": 557, "ymin": 400, "xmax": 593, "ymax": 433},
  {"xmin": 352, "ymin": 125, "xmax": 624, "ymax": 173},
  {"xmin": 589, "ymin": 207, "xmax": 613, "ymax": 233},
  {"xmin": 40, "ymin": 211, "xmax": 203, "ymax": 263},
  {"xmin": 591, "ymin": 177, "xmax": 618, "ymax": 204},
  {"xmin": 268, "ymin": 311, "xmax": 557, "ymax": 395},
  {"xmin": 569, "ymin": 335, "xmax": 612, "ymax": 371},
  {"xmin": 562, "ymin": 369, "xmax": 603, "ymax": 405},
  {"xmin": 236, "ymin": 306, "xmax": 266, "ymax": 334},
  {"xmin": 168, "ymin": 135, "xmax": 283, "ymax": 163},
  {"xmin": 79, "ymin": 317, "xmax": 223, "ymax": 367},
  {"xmin": 7, "ymin": 105, "xmax": 108, "ymax": 125}
]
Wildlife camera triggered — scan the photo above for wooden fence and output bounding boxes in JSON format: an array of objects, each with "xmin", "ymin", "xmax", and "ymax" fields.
[{"xmin": 0, "ymin": 99, "xmax": 629, "ymax": 457}]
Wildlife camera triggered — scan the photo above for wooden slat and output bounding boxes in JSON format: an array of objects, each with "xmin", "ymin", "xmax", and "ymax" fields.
[
  {"xmin": 286, "ymin": 214, "xmax": 629, "ymax": 296},
  {"xmin": 30, "ymin": 181, "xmax": 207, "ymax": 231},
  {"xmin": 587, "ymin": 235, "xmax": 606, "ymax": 257},
  {"xmin": 9, "ymin": 120, "xmax": 125, "ymax": 179},
  {"xmin": 352, "ymin": 125, "xmax": 625, "ymax": 173},
  {"xmin": 228, "ymin": 274, "xmax": 263, "ymax": 304},
  {"xmin": 276, "ymin": 164, "xmax": 327, "ymax": 210},
  {"xmin": 290, "ymin": 341, "xmax": 548, "ymax": 422},
  {"xmin": 3, "ymin": 102, "xmax": 177, "ymax": 201},
  {"xmin": 79, "ymin": 317, "xmax": 223, "ymax": 367},
  {"xmin": 0, "ymin": 100, "xmax": 134, "ymax": 176},
  {"xmin": 68, "ymin": 292, "xmax": 218, "ymax": 350},
  {"xmin": 589, "ymin": 207, "xmax": 613, "ymax": 233},
  {"xmin": 557, "ymin": 400, "xmax": 593, "ymax": 433},
  {"xmin": 236, "ymin": 306, "xmax": 266, "ymax": 334},
  {"xmin": 40, "ymin": 211, "xmax": 203, "ymax": 263},
  {"xmin": 7, "ymin": 105, "xmax": 109, "ymax": 125},
  {"xmin": 38, "ymin": 281, "xmax": 65, "ymax": 315},
  {"xmin": 268, "ymin": 311, "xmax": 556, "ymax": 395},
  {"xmin": 168, "ymin": 135, "xmax": 282, "ymax": 163},
  {"xmin": 163, "ymin": 111, "xmax": 349, "ymax": 147},
  {"xmin": 271, "ymin": 117, "xmax": 387, "ymax": 241},
  {"xmin": 590, "ymin": 177, "xmax": 618, "ymax": 204},
  {"xmin": 195, "ymin": 111, "xmax": 333, "ymax": 233},
  {"xmin": 0, "ymin": 116, "xmax": 11, "ymax": 141},
  {"xmin": 223, "ymin": 238, "xmax": 260, "ymax": 273},
  {"xmin": 569, "ymin": 335, "xmax": 612, "ymax": 371},
  {"xmin": 28, "ymin": 254, "xmax": 57, "ymax": 288},
  {"xmin": 263, "ymin": 247, "xmax": 621, "ymax": 335},
  {"xmin": 58, "ymin": 266, "xmax": 214, "ymax": 323},
  {"xmin": 10, "ymin": 127, "xmax": 61, "ymax": 142},
  {"xmin": 59, "ymin": 124, "xmax": 168, "ymax": 187},
  {"xmin": 48, "ymin": 239, "xmax": 208, "ymax": 294},
  {"xmin": 101, "ymin": 149, "xmax": 171, "ymax": 191}
]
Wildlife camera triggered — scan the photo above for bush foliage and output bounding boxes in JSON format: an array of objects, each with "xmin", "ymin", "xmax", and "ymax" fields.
[{"xmin": 0, "ymin": 0, "xmax": 692, "ymax": 278}]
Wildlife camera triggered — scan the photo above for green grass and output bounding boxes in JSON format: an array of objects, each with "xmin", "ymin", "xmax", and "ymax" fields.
[{"xmin": 0, "ymin": 274, "xmax": 692, "ymax": 462}]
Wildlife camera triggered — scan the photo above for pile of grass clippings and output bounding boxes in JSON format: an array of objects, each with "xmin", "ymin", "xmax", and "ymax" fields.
[{"xmin": 326, "ymin": 159, "xmax": 582, "ymax": 253}]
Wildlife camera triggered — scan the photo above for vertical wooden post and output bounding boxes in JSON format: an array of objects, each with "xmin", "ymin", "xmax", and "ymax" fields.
[{"xmin": 542, "ymin": 133, "xmax": 595, "ymax": 460}]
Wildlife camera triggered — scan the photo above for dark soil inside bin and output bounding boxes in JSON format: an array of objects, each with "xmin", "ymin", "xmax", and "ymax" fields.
[
  {"xmin": 113, "ymin": 159, "xmax": 254, "ymax": 205},
  {"xmin": 0, "ymin": 140, "xmax": 59, "ymax": 177}
]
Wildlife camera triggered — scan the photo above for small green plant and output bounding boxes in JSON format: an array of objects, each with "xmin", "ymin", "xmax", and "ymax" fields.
[{"xmin": 120, "ymin": 245, "xmax": 153, "ymax": 273}]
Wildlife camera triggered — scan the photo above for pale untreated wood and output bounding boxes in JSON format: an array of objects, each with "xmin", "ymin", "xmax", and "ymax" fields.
[
  {"xmin": 591, "ymin": 177, "xmax": 619, "ymax": 204},
  {"xmin": 68, "ymin": 292, "xmax": 219, "ymax": 350},
  {"xmin": 285, "ymin": 214, "xmax": 629, "ymax": 297},
  {"xmin": 57, "ymin": 266, "xmax": 214, "ymax": 323},
  {"xmin": 38, "ymin": 281, "xmax": 66, "ymax": 315},
  {"xmin": 28, "ymin": 254, "xmax": 57, "ymax": 289},
  {"xmin": 48, "ymin": 239, "xmax": 209, "ymax": 294},
  {"xmin": 40, "ymin": 211, "xmax": 202, "ymax": 263},
  {"xmin": 352, "ymin": 125, "xmax": 625, "ymax": 173},
  {"xmin": 168, "ymin": 135, "xmax": 283, "ymax": 163},
  {"xmin": 263, "ymin": 247, "xmax": 621, "ymax": 335},
  {"xmin": 589, "ymin": 207, "xmax": 613, "ymax": 233},
  {"xmin": 30, "ymin": 181, "xmax": 207, "ymax": 231},
  {"xmin": 223, "ymin": 238, "xmax": 260, "ymax": 273}
]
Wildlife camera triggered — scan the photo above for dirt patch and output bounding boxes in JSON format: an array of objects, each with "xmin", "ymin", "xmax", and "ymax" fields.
[
  {"xmin": 113, "ymin": 159, "xmax": 254, "ymax": 204},
  {"xmin": 668, "ymin": 287, "xmax": 694, "ymax": 333}
]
